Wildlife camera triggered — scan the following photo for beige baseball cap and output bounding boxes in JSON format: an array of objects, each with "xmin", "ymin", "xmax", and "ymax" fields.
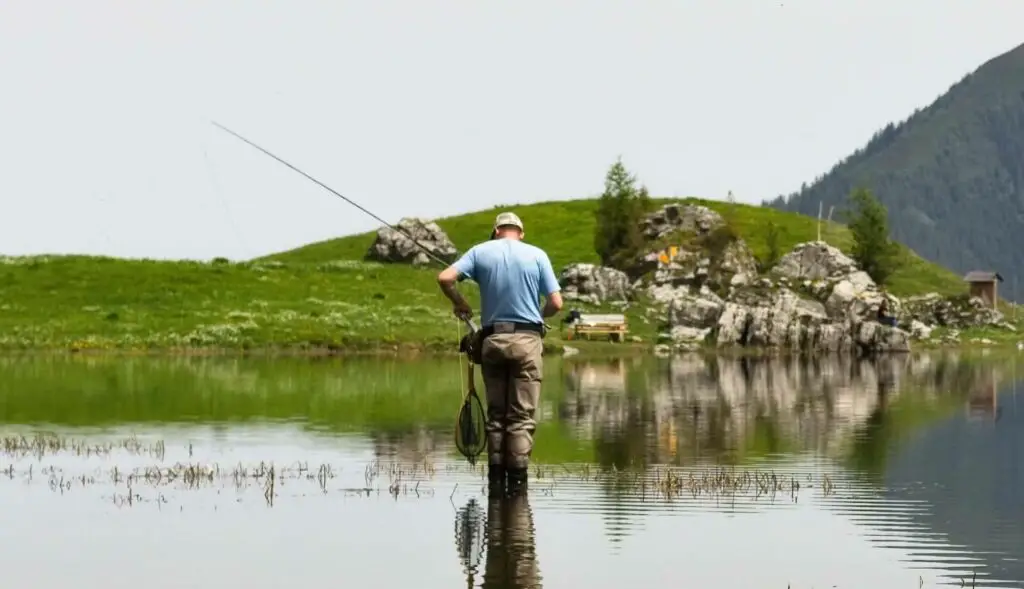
[{"xmin": 494, "ymin": 211, "xmax": 523, "ymax": 231}]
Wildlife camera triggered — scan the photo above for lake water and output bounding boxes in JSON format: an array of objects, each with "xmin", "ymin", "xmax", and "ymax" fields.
[{"xmin": 0, "ymin": 351, "xmax": 1021, "ymax": 588}]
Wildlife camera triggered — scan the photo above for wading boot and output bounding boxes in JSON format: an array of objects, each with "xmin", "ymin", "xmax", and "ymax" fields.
[
  {"xmin": 506, "ymin": 467, "xmax": 528, "ymax": 496},
  {"xmin": 487, "ymin": 464, "xmax": 506, "ymax": 497}
]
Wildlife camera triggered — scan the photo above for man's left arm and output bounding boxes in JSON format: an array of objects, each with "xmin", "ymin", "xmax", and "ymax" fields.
[{"xmin": 538, "ymin": 253, "xmax": 563, "ymax": 318}]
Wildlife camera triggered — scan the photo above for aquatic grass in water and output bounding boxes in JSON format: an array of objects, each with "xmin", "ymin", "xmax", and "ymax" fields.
[
  {"xmin": 1, "ymin": 432, "xmax": 167, "ymax": 460},
  {"xmin": 0, "ymin": 433, "xmax": 843, "ymax": 508},
  {"xmin": 0, "ymin": 353, "xmax": 1016, "ymax": 587}
]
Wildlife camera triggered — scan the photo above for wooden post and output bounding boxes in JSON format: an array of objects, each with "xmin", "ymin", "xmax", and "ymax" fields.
[{"xmin": 817, "ymin": 201, "xmax": 823, "ymax": 242}]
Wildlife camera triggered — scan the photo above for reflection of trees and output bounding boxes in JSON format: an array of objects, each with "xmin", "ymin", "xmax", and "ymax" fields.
[
  {"xmin": 368, "ymin": 428, "xmax": 448, "ymax": 463},
  {"xmin": 847, "ymin": 359, "xmax": 1004, "ymax": 480},
  {"xmin": 835, "ymin": 366, "xmax": 1024, "ymax": 586}
]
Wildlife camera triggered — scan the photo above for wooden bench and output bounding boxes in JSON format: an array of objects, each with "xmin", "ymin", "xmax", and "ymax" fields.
[{"xmin": 566, "ymin": 313, "xmax": 628, "ymax": 342}]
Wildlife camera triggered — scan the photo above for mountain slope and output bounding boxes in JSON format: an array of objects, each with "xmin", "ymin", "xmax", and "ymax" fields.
[{"xmin": 767, "ymin": 42, "xmax": 1024, "ymax": 300}]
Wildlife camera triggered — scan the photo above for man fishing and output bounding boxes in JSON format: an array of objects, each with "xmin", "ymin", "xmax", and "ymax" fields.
[{"xmin": 437, "ymin": 212, "xmax": 563, "ymax": 494}]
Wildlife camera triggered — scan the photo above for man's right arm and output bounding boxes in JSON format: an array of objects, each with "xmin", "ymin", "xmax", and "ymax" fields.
[{"xmin": 438, "ymin": 247, "xmax": 476, "ymax": 317}]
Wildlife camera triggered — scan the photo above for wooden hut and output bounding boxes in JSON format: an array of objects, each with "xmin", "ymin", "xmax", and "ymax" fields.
[{"xmin": 963, "ymin": 271, "xmax": 1003, "ymax": 308}]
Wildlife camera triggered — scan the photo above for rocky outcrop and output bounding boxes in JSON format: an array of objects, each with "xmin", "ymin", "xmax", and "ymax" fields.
[
  {"xmin": 559, "ymin": 263, "xmax": 632, "ymax": 304},
  {"xmin": 657, "ymin": 239, "xmax": 911, "ymax": 355},
  {"xmin": 705, "ymin": 287, "xmax": 909, "ymax": 353},
  {"xmin": 637, "ymin": 204, "xmax": 759, "ymax": 294},
  {"xmin": 771, "ymin": 241, "xmax": 896, "ymax": 323},
  {"xmin": 901, "ymin": 293, "xmax": 1011, "ymax": 331},
  {"xmin": 365, "ymin": 218, "xmax": 458, "ymax": 266}
]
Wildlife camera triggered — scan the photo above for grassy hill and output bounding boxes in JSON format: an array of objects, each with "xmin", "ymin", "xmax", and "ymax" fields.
[
  {"xmin": 0, "ymin": 197, "xmax": 969, "ymax": 353},
  {"xmin": 265, "ymin": 196, "xmax": 964, "ymax": 297},
  {"xmin": 767, "ymin": 41, "xmax": 1024, "ymax": 301}
]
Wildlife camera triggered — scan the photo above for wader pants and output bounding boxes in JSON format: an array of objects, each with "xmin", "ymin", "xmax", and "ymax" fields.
[{"xmin": 480, "ymin": 326, "xmax": 544, "ymax": 471}]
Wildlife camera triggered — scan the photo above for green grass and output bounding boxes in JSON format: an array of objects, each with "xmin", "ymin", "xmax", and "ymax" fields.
[{"xmin": 0, "ymin": 196, "xmax": 981, "ymax": 352}]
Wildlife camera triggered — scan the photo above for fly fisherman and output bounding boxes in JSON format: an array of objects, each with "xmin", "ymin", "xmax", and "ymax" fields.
[{"xmin": 437, "ymin": 212, "xmax": 563, "ymax": 494}]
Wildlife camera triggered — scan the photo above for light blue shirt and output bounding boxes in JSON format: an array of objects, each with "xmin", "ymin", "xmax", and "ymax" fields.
[{"xmin": 452, "ymin": 238, "xmax": 560, "ymax": 326}]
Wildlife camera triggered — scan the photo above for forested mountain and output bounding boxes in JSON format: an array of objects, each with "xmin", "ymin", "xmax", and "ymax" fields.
[{"xmin": 767, "ymin": 42, "xmax": 1024, "ymax": 301}]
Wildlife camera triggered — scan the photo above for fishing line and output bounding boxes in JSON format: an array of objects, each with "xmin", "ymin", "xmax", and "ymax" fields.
[
  {"xmin": 457, "ymin": 318, "xmax": 465, "ymax": 397},
  {"xmin": 203, "ymin": 129, "xmax": 251, "ymax": 260},
  {"xmin": 210, "ymin": 120, "xmax": 487, "ymax": 465},
  {"xmin": 209, "ymin": 121, "xmax": 452, "ymax": 269}
]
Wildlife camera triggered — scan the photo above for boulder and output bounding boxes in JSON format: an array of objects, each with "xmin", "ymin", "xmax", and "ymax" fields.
[
  {"xmin": 720, "ymin": 240, "xmax": 759, "ymax": 287},
  {"xmin": 909, "ymin": 320, "xmax": 933, "ymax": 340},
  {"xmin": 902, "ymin": 293, "xmax": 1007, "ymax": 329},
  {"xmin": 711, "ymin": 287, "xmax": 909, "ymax": 354},
  {"xmin": 559, "ymin": 263, "xmax": 632, "ymax": 304},
  {"xmin": 852, "ymin": 321, "xmax": 911, "ymax": 353},
  {"xmin": 719, "ymin": 289, "xmax": 830, "ymax": 349},
  {"xmin": 771, "ymin": 241, "xmax": 901, "ymax": 324},
  {"xmin": 639, "ymin": 203, "xmax": 723, "ymax": 241},
  {"xmin": 666, "ymin": 288, "xmax": 725, "ymax": 329},
  {"xmin": 365, "ymin": 218, "xmax": 458, "ymax": 266},
  {"xmin": 670, "ymin": 325, "xmax": 712, "ymax": 345},
  {"xmin": 772, "ymin": 241, "xmax": 859, "ymax": 281}
]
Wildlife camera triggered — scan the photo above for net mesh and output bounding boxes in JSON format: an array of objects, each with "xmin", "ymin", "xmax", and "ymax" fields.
[
  {"xmin": 455, "ymin": 385, "xmax": 486, "ymax": 465},
  {"xmin": 454, "ymin": 318, "xmax": 486, "ymax": 466}
]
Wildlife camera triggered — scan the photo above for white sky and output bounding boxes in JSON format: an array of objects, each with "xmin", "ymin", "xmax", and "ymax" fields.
[{"xmin": 1, "ymin": 0, "xmax": 1022, "ymax": 261}]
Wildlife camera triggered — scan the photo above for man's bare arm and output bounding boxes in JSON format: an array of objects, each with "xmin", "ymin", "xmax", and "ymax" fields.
[
  {"xmin": 437, "ymin": 266, "xmax": 471, "ymax": 313},
  {"xmin": 542, "ymin": 291, "xmax": 563, "ymax": 318}
]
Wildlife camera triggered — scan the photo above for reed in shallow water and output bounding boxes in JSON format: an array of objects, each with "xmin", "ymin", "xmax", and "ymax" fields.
[{"xmin": 1, "ymin": 432, "xmax": 166, "ymax": 460}]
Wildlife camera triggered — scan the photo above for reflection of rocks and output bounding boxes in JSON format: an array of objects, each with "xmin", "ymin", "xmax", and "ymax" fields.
[{"xmin": 555, "ymin": 352, "xmax": 980, "ymax": 467}]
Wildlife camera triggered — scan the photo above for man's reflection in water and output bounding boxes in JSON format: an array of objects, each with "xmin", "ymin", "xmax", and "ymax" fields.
[{"xmin": 455, "ymin": 489, "xmax": 542, "ymax": 588}]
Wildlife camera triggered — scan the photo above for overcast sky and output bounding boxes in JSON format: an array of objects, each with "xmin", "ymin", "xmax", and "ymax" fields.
[{"xmin": 1, "ymin": 1, "xmax": 1022, "ymax": 261}]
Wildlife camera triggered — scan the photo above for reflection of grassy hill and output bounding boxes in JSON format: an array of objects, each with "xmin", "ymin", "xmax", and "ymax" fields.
[
  {"xmin": 0, "ymin": 355, "xmax": 595, "ymax": 463},
  {"xmin": 0, "ymin": 197, "xmax": 968, "ymax": 352},
  {"xmin": 0, "ymin": 355, "xmax": 996, "ymax": 469}
]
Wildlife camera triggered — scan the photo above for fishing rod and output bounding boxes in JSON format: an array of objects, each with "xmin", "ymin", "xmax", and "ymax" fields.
[{"xmin": 210, "ymin": 120, "xmax": 454, "ymax": 270}]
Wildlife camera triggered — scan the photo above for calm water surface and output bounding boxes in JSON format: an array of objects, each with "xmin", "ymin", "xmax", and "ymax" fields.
[{"xmin": 0, "ymin": 352, "xmax": 1021, "ymax": 588}]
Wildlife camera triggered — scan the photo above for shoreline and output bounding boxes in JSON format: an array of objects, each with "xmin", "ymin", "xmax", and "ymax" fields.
[{"xmin": 0, "ymin": 335, "xmax": 1016, "ymax": 360}]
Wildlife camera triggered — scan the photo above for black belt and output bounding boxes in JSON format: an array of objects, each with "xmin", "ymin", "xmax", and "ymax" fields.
[{"xmin": 480, "ymin": 322, "xmax": 544, "ymax": 338}]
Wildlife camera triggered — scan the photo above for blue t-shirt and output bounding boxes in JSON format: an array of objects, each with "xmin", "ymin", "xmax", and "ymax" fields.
[{"xmin": 452, "ymin": 238, "xmax": 560, "ymax": 326}]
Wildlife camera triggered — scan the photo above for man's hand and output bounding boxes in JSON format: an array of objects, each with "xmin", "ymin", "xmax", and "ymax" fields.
[
  {"xmin": 453, "ymin": 300, "xmax": 473, "ymax": 321},
  {"xmin": 439, "ymin": 265, "xmax": 473, "ymax": 321}
]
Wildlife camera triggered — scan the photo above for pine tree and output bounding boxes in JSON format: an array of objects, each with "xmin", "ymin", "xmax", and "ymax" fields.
[
  {"xmin": 847, "ymin": 187, "xmax": 899, "ymax": 285},
  {"xmin": 594, "ymin": 158, "xmax": 651, "ymax": 268}
]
